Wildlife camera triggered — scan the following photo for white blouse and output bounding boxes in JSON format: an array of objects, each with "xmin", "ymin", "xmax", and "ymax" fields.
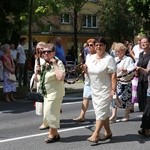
[{"xmin": 115, "ymin": 55, "xmax": 135, "ymax": 82}]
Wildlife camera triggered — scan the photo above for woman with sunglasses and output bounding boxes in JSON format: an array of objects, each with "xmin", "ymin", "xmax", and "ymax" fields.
[
  {"xmin": 34, "ymin": 43, "xmax": 65, "ymax": 143},
  {"xmin": 84, "ymin": 37, "xmax": 117, "ymax": 143}
]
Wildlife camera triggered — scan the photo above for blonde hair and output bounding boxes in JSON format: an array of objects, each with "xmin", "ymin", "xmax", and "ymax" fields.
[
  {"xmin": 36, "ymin": 41, "xmax": 46, "ymax": 48},
  {"xmin": 114, "ymin": 43, "xmax": 126, "ymax": 52},
  {"xmin": 111, "ymin": 42, "xmax": 117, "ymax": 50},
  {"xmin": 83, "ymin": 43, "xmax": 87, "ymax": 48}
]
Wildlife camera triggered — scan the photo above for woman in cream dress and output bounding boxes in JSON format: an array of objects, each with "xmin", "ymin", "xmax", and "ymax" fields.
[
  {"xmin": 34, "ymin": 43, "xmax": 65, "ymax": 143},
  {"xmin": 85, "ymin": 37, "xmax": 117, "ymax": 143}
]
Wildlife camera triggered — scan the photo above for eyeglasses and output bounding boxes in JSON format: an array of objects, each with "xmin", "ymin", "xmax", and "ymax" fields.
[
  {"xmin": 95, "ymin": 44, "xmax": 105, "ymax": 47},
  {"xmin": 88, "ymin": 44, "xmax": 94, "ymax": 47},
  {"xmin": 42, "ymin": 50, "xmax": 54, "ymax": 54}
]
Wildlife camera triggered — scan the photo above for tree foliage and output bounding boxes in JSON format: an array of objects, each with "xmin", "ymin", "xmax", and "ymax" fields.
[
  {"xmin": 0, "ymin": 0, "xmax": 63, "ymax": 44},
  {"xmin": 127, "ymin": 0, "xmax": 150, "ymax": 32},
  {"xmin": 0, "ymin": 0, "xmax": 29, "ymax": 44},
  {"xmin": 98, "ymin": 0, "xmax": 143, "ymax": 42}
]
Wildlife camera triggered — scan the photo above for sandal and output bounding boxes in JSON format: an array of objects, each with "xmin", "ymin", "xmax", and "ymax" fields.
[
  {"xmin": 39, "ymin": 124, "xmax": 49, "ymax": 130},
  {"xmin": 87, "ymin": 136, "xmax": 100, "ymax": 143},
  {"xmin": 73, "ymin": 117, "xmax": 85, "ymax": 122},
  {"xmin": 45, "ymin": 134, "xmax": 60, "ymax": 143},
  {"xmin": 100, "ymin": 133, "xmax": 112, "ymax": 140}
]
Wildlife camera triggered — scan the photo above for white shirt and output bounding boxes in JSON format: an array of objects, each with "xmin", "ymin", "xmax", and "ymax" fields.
[
  {"xmin": 132, "ymin": 44, "xmax": 143, "ymax": 65},
  {"xmin": 115, "ymin": 55, "xmax": 135, "ymax": 82},
  {"xmin": 17, "ymin": 44, "xmax": 26, "ymax": 64},
  {"xmin": 11, "ymin": 49, "xmax": 17, "ymax": 60}
]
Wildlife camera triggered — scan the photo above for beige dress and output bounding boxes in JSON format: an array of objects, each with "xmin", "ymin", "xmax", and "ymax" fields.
[
  {"xmin": 86, "ymin": 53, "xmax": 117, "ymax": 120},
  {"xmin": 41, "ymin": 60, "xmax": 65, "ymax": 128}
]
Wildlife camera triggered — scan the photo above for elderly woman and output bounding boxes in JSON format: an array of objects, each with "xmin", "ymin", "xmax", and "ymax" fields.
[
  {"xmin": 30, "ymin": 42, "xmax": 47, "ymax": 129},
  {"xmin": 85, "ymin": 37, "xmax": 117, "ymax": 143},
  {"xmin": 1, "ymin": 44, "xmax": 16, "ymax": 102},
  {"xmin": 113, "ymin": 43, "xmax": 135, "ymax": 122},
  {"xmin": 34, "ymin": 43, "xmax": 65, "ymax": 143}
]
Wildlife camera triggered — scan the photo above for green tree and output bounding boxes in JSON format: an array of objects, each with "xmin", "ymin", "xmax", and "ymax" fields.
[
  {"xmin": 98, "ymin": 0, "xmax": 142, "ymax": 42},
  {"xmin": 0, "ymin": 0, "xmax": 29, "ymax": 44},
  {"xmin": 127, "ymin": 0, "xmax": 150, "ymax": 33}
]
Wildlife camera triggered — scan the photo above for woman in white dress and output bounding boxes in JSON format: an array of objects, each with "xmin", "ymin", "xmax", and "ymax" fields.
[{"xmin": 85, "ymin": 37, "xmax": 117, "ymax": 143}]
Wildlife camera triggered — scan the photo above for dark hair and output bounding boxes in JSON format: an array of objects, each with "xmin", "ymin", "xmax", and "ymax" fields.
[
  {"xmin": 19, "ymin": 37, "xmax": 26, "ymax": 44},
  {"xmin": 141, "ymin": 35, "xmax": 150, "ymax": 43},
  {"xmin": 46, "ymin": 43, "xmax": 55, "ymax": 52},
  {"xmin": 95, "ymin": 37, "xmax": 107, "ymax": 45}
]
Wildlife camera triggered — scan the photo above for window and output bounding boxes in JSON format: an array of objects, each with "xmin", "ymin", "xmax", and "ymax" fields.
[
  {"xmin": 83, "ymin": 15, "xmax": 97, "ymax": 28},
  {"xmin": 61, "ymin": 13, "xmax": 70, "ymax": 23}
]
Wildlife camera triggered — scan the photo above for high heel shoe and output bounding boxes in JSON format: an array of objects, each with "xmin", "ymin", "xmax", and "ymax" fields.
[
  {"xmin": 87, "ymin": 137, "xmax": 100, "ymax": 143},
  {"xmin": 45, "ymin": 134, "xmax": 60, "ymax": 143}
]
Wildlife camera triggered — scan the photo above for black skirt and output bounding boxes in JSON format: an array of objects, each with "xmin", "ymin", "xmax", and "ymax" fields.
[{"xmin": 141, "ymin": 96, "xmax": 150, "ymax": 129}]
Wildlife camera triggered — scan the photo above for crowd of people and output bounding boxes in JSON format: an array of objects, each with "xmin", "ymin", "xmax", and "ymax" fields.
[
  {"xmin": 73, "ymin": 35, "xmax": 150, "ymax": 143},
  {"xmin": 0, "ymin": 35, "xmax": 150, "ymax": 144}
]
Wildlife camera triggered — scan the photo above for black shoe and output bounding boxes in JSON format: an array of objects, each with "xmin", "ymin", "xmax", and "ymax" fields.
[
  {"xmin": 138, "ymin": 129, "xmax": 149, "ymax": 136},
  {"xmin": 45, "ymin": 134, "xmax": 60, "ymax": 143}
]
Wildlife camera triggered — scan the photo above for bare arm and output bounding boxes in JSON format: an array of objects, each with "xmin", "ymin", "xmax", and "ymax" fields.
[
  {"xmin": 136, "ymin": 67, "xmax": 150, "ymax": 76},
  {"xmin": 110, "ymin": 72, "xmax": 117, "ymax": 97}
]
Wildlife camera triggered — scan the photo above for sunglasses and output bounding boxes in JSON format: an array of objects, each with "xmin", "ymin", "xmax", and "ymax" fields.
[
  {"xmin": 42, "ymin": 50, "xmax": 54, "ymax": 54},
  {"xmin": 88, "ymin": 44, "xmax": 94, "ymax": 47}
]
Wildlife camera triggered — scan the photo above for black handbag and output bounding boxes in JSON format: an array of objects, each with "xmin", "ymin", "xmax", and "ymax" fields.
[{"xmin": 25, "ymin": 92, "xmax": 44, "ymax": 102}]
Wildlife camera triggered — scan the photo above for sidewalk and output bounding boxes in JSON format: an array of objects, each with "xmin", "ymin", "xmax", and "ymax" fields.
[{"xmin": 0, "ymin": 80, "xmax": 84, "ymax": 100}]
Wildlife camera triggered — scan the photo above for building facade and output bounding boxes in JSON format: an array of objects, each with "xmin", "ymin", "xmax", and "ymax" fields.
[{"xmin": 31, "ymin": 0, "xmax": 100, "ymax": 55}]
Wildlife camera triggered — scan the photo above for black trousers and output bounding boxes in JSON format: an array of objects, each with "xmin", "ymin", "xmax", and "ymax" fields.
[
  {"xmin": 140, "ymin": 96, "xmax": 150, "ymax": 129},
  {"xmin": 137, "ymin": 81, "xmax": 148, "ymax": 112}
]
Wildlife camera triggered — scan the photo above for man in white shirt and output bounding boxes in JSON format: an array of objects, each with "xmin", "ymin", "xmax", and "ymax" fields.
[{"xmin": 17, "ymin": 37, "xmax": 26, "ymax": 86}]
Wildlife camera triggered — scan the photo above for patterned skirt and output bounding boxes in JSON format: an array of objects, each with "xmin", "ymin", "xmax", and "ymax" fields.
[
  {"xmin": 3, "ymin": 71, "xmax": 16, "ymax": 93},
  {"xmin": 117, "ymin": 81, "xmax": 132, "ymax": 109}
]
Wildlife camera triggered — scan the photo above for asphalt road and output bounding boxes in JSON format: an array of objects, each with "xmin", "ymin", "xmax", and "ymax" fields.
[{"xmin": 0, "ymin": 91, "xmax": 149, "ymax": 150}]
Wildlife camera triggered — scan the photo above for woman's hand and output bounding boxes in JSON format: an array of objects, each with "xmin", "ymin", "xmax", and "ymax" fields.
[
  {"xmin": 110, "ymin": 89, "xmax": 116, "ymax": 98},
  {"xmin": 50, "ymin": 58, "xmax": 57, "ymax": 64},
  {"xmin": 10, "ymin": 68, "xmax": 15, "ymax": 74},
  {"xmin": 119, "ymin": 68, "xmax": 127, "ymax": 73},
  {"xmin": 83, "ymin": 64, "xmax": 88, "ymax": 73}
]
